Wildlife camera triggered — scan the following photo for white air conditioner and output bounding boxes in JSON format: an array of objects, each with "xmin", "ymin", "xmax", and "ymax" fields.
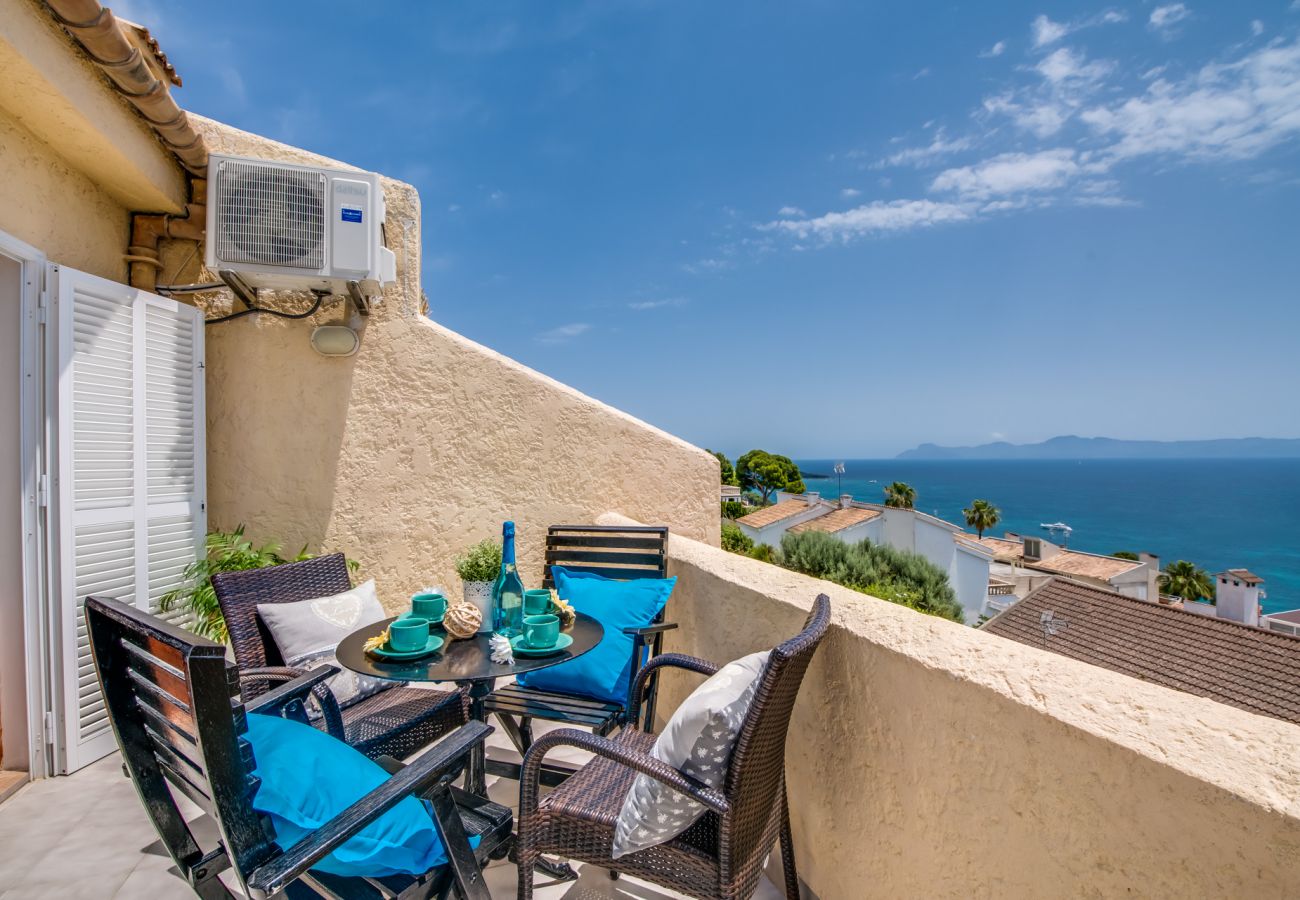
[{"xmin": 205, "ymin": 153, "xmax": 397, "ymax": 300}]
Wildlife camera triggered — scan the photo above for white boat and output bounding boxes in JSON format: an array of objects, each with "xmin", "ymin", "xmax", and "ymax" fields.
[{"xmin": 1040, "ymin": 522, "xmax": 1073, "ymax": 535}]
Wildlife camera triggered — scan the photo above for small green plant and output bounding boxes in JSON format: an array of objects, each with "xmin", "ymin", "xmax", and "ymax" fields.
[
  {"xmin": 721, "ymin": 522, "xmax": 755, "ymax": 554},
  {"xmin": 159, "ymin": 526, "xmax": 356, "ymax": 642},
  {"xmin": 455, "ymin": 538, "xmax": 502, "ymax": 583},
  {"xmin": 721, "ymin": 500, "xmax": 749, "ymax": 520}
]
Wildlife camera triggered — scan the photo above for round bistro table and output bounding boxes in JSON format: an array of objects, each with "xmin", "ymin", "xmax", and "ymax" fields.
[{"xmin": 336, "ymin": 612, "xmax": 604, "ymax": 797}]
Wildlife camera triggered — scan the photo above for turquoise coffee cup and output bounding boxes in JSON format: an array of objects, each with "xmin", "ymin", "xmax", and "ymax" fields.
[
  {"xmin": 523, "ymin": 614, "xmax": 559, "ymax": 648},
  {"xmin": 524, "ymin": 589, "xmax": 552, "ymax": 615},
  {"xmin": 412, "ymin": 592, "xmax": 447, "ymax": 620},
  {"xmin": 390, "ymin": 617, "xmax": 430, "ymax": 651}
]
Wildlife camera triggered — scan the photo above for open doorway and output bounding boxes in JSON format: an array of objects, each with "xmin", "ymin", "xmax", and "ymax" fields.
[{"xmin": 0, "ymin": 232, "xmax": 51, "ymax": 795}]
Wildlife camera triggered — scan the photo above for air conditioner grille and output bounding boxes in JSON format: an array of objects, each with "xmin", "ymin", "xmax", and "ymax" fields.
[{"xmin": 215, "ymin": 161, "xmax": 326, "ymax": 269}]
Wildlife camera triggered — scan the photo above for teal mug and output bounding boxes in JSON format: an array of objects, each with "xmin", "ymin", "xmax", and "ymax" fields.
[
  {"xmin": 523, "ymin": 614, "xmax": 559, "ymax": 649},
  {"xmin": 524, "ymin": 589, "xmax": 552, "ymax": 616},
  {"xmin": 390, "ymin": 617, "xmax": 431, "ymax": 651},
  {"xmin": 412, "ymin": 591, "xmax": 447, "ymax": 620}
]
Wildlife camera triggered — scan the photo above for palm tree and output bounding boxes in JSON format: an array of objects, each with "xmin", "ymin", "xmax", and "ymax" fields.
[
  {"xmin": 1159, "ymin": 560, "xmax": 1214, "ymax": 603},
  {"xmin": 963, "ymin": 499, "xmax": 1001, "ymax": 538},
  {"xmin": 884, "ymin": 481, "xmax": 916, "ymax": 509}
]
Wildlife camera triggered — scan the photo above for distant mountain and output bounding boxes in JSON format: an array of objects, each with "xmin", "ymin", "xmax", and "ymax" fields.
[{"xmin": 896, "ymin": 435, "xmax": 1300, "ymax": 460}]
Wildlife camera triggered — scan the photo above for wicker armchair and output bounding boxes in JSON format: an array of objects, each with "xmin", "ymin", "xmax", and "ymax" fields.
[
  {"xmin": 212, "ymin": 553, "xmax": 469, "ymax": 761},
  {"xmin": 517, "ymin": 594, "xmax": 832, "ymax": 900}
]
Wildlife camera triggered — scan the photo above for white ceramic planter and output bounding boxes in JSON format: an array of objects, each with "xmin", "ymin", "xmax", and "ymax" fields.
[{"xmin": 462, "ymin": 581, "xmax": 494, "ymax": 632}]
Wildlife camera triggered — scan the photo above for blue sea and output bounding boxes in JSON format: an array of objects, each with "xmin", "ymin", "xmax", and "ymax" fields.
[{"xmin": 795, "ymin": 459, "xmax": 1300, "ymax": 615}]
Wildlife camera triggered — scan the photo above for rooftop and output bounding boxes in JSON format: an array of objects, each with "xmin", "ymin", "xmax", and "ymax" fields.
[
  {"xmin": 983, "ymin": 578, "xmax": 1300, "ymax": 726},
  {"xmin": 1220, "ymin": 568, "xmax": 1265, "ymax": 585},
  {"xmin": 1027, "ymin": 549, "xmax": 1142, "ymax": 581},
  {"xmin": 787, "ymin": 506, "xmax": 881, "ymax": 534},
  {"xmin": 735, "ymin": 498, "xmax": 815, "ymax": 529},
  {"xmin": 963, "ymin": 535, "xmax": 1024, "ymax": 560}
]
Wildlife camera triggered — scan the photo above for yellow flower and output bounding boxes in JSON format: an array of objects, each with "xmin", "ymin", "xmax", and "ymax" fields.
[{"xmin": 363, "ymin": 628, "xmax": 390, "ymax": 652}]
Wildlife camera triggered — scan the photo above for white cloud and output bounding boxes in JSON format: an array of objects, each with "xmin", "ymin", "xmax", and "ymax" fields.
[
  {"xmin": 628, "ymin": 297, "xmax": 687, "ymax": 311},
  {"xmin": 447, "ymin": 203, "xmax": 461, "ymax": 213},
  {"xmin": 1032, "ymin": 15, "xmax": 1070, "ymax": 47},
  {"xmin": 874, "ymin": 130, "xmax": 975, "ymax": 168},
  {"xmin": 930, "ymin": 149, "xmax": 1080, "ymax": 200},
  {"xmin": 914, "ymin": 67, "xmax": 932, "ymax": 79},
  {"xmin": 840, "ymin": 187, "xmax": 862, "ymax": 198},
  {"xmin": 1251, "ymin": 20, "xmax": 1265, "ymax": 37},
  {"xmin": 535, "ymin": 322, "xmax": 590, "ymax": 344},
  {"xmin": 762, "ymin": 199, "xmax": 972, "ymax": 242},
  {"xmin": 1149, "ymin": 4, "xmax": 1191, "ymax": 37},
  {"xmin": 1037, "ymin": 47, "xmax": 1114, "ymax": 86},
  {"xmin": 1031, "ymin": 10, "xmax": 1129, "ymax": 48},
  {"xmin": 984, "ymin": 47, "xmax": 1114, "ymax": 137},
  {"xmin": 980, "ymin": 40, "xmax": 1007, "ymax": 58},
  {"xmin": 682, "ymin": 257, "xmax": 732, "ymax": 274},
  {"xmin": 1081, "ymin": 38, "xmax": 1300, "ymax": 162},
  {"xmin": 777, "ymin": 205, "xmax": 806, "ymax": 216}
]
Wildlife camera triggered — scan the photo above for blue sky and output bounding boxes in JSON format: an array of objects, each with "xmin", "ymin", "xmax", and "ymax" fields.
[{"xmin": 130, "ymin": 2, "xmax": 1300, "ymax": 457}]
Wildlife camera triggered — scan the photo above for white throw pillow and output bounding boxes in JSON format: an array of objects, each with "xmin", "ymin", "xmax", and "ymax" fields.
[
  {"xmin": 256, "ymin": 579, "xmax": 389, "ymax": 720},
  {"xmin": 611, "ymin": 649, "xmax": 770, "ymax": 859}
]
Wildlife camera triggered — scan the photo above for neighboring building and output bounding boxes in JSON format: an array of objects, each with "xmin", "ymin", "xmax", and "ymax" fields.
[
  {"xmin": 737, "ymin": 492, "xmax": 994, "ymax": 623},
  {"xmin": 964, "ymin": 533, "xmax": 1160, "ymax": 603},
  {"xmin": 720, "ymin": 484, "xmax": 751, "ymax": 507},
  {"xmin": 1173, "ymin": 569, "xmax": 1268, "ymax": 628},
  {"xmin": 984, "ymin": 578, "xmax": 1300, "ymax": 727}
]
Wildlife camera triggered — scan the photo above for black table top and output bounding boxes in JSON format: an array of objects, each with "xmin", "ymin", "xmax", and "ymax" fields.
[{"xmin": 335, "ymin": 612, "xmax": 604, "ymax": 685}]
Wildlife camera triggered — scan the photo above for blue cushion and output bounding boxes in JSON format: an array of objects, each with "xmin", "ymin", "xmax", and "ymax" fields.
[
  {"xmin": 245, "ymin": 713, "xmax": 473, "ymax": 878},
  {"xmin": 516, "ymin": 568, "xmax": 675, "ymax": 705}
]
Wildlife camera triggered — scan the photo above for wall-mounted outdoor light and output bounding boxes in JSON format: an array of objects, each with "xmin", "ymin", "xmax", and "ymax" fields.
[{"xmin": 310, "ymin": 325, "xmax": 360, "ymax": 357}]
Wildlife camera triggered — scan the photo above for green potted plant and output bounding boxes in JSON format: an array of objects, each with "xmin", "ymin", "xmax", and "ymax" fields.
[
  {"xmin": 160, "ymin": 525, "xmax": 357, "ymax": 642},
  {"xmin": 455, "ymin": 538, "xmax": 501, "ymax": 633}
]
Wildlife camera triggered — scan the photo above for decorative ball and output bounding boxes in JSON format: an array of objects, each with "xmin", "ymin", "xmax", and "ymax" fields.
[{"xmin": 443, "ymin": 602, "xmax": 482, "ymax": 640}]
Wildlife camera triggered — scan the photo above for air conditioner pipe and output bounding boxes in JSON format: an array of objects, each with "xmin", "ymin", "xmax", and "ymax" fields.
[{"xmin": 127, "ymin": 178, "xmax": 206, "ymax": 292}]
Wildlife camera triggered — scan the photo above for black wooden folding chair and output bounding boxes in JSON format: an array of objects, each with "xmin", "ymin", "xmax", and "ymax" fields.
[
  {"xmin": 85, "ymin": 595, "xmax": 512, "ymax": 899},
  {"xmin": 482, "ymin": 524, "xmax": 674, "ymax": 788}
]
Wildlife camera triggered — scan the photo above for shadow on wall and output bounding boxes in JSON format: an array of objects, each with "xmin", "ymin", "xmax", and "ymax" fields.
[{"xmin": 202, "ymin": 305, "xmax": 358, "ymax": 556}]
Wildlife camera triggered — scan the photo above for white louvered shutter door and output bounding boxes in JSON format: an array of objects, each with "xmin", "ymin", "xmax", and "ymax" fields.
[{"xmin": 50, "ymin": 267, "xmax": 205, "ymax": 774}]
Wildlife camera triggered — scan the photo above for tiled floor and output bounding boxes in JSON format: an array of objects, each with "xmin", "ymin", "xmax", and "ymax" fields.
[{"xmin": 0, "ymin": 723, "xmax": 783, "ymax": 899}]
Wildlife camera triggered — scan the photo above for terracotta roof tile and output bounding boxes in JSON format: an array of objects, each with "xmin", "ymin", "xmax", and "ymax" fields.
[
  {"xmin": 984, "ymin": 579, "xmax": 1300, "ymax": 726},
  {"xmin": 1030, "ymin": 550, "xmax": 1142, "ymax": 581},
  {"xmin": 787, "ymin": 507, "xmax": 881, "ymax": 534},
  {"xmin": 736, "ymin": 499, "xmax": 813, "ymax": 529},
  {"xmin": 1220, "ymin": 569, "xmax": 1264, "ymax": 585}
]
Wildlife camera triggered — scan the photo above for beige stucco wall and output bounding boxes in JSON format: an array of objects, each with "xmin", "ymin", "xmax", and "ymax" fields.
[
  {"xmin": 187, "ymin": 116, "xmax": 719, "ymax": 609},
  {"xmin": 0, "ymin": 106, "xmax": 130, "ymax": 281},
  {"xmin": 625, "ymin": 516, "xmax": 1300, "ymax": 899}
]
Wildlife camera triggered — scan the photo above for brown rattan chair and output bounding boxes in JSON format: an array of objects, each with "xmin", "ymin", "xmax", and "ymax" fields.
[
  {"xmin": 212, "ymin": 553, "xmax": 469, "ymax": 761},
  {"xmin": 517, "ymin": 594, "xmax": 832, "ymax": 900}
]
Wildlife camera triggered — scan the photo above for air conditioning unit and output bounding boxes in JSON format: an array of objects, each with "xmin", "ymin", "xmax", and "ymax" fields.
[{"xmin": 205, "ymin": 153, "xmax": 397, "ymax": 301}]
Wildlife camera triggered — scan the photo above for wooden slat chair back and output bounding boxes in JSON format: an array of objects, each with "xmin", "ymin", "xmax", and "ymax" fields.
[
  {"xmin": 484, "ymin": 525, "xmax": 672, "ymax": 789},
  {"xmin": 85, "ymin": 595, "xmax": 506, "ymax": 899}
]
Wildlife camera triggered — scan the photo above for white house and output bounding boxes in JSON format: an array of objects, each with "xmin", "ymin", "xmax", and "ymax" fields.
[
  {"xmin": 1187, "ymin": 569, "xmax": 1267, "ymax": 627},
  {"xmin": 736, "ymin": 492, "xmax": 995, "ymax": 624},
  {"xmin": 967, "ymin": 533, "xmax": 1159, "ymax": 603}
]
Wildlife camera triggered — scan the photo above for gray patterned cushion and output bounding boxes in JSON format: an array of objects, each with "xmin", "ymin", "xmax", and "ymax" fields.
[
  {"xmin": 611, "ymin": 649, "xmax": 770, "ymax": 858},
  {"xmin": 257, "ymin": 579, "xmax": 389, "ymax": 720}
]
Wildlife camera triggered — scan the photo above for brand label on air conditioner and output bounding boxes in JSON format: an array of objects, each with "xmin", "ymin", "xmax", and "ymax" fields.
[{"xmin": 341, "ymin": 207, "xmax": 363, "ymax": 223}]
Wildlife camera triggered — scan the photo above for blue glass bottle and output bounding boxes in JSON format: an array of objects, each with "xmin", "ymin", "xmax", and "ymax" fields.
[{"xmin": 492, "ymin": 521, "xmax": 525, "ymax": 636}]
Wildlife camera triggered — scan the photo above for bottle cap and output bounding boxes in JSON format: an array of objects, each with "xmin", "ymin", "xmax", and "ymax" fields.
[{"xmin": 503, "ymin": 520, "xmax": 515, "ymax": 536}]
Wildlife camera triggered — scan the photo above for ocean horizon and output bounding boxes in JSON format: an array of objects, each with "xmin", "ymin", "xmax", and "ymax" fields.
[{"xmin": 794, "ymin": 458, "xmax": 1300, "ymax": 615}]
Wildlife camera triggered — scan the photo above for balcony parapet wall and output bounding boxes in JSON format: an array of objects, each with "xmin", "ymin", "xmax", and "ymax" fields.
[{"xmin": 597, "ymin": 513, "xmax": 1300, "ymax": 898}]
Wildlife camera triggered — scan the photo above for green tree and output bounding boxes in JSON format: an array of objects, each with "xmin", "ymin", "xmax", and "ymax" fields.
[
  {"xmin": 962, "ymin": 499, "xmax": 1001, "ymax": 538},
  {"xmin": 707, "ymin": 449, "xmax": 738, "ymax": 487},
  {"xmin": 1159, "ymin": 560, "xmax": 1215, "ymax": 604},
  {"xmin": 736, "ymin": 450, "xmax": 806, "ymax": 504},
  {"xmin": 1112, "ymin": 550, "xmax": 1139, "ymax": 561},
  {"xmin": 779, "ymin": 531, "xmax": 963, "ymax": 623},
  {"xmin": 883, "ymin": 481, "xmax": 916, "ymax": 509},
  {"xmin": 721, "ymin": 500, "xmax": 748, "ymax": 520}
]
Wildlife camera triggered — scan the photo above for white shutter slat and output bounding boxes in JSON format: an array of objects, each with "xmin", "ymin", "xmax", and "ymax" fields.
[{"xmin": 51, "ymin": 269, "xmax": 205, "ymax": 774}]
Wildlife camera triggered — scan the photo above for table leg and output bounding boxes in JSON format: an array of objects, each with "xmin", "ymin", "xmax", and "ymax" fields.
[{"xmin": 464, "ymin": 680, "xmax": 492, "ymax": 797}]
